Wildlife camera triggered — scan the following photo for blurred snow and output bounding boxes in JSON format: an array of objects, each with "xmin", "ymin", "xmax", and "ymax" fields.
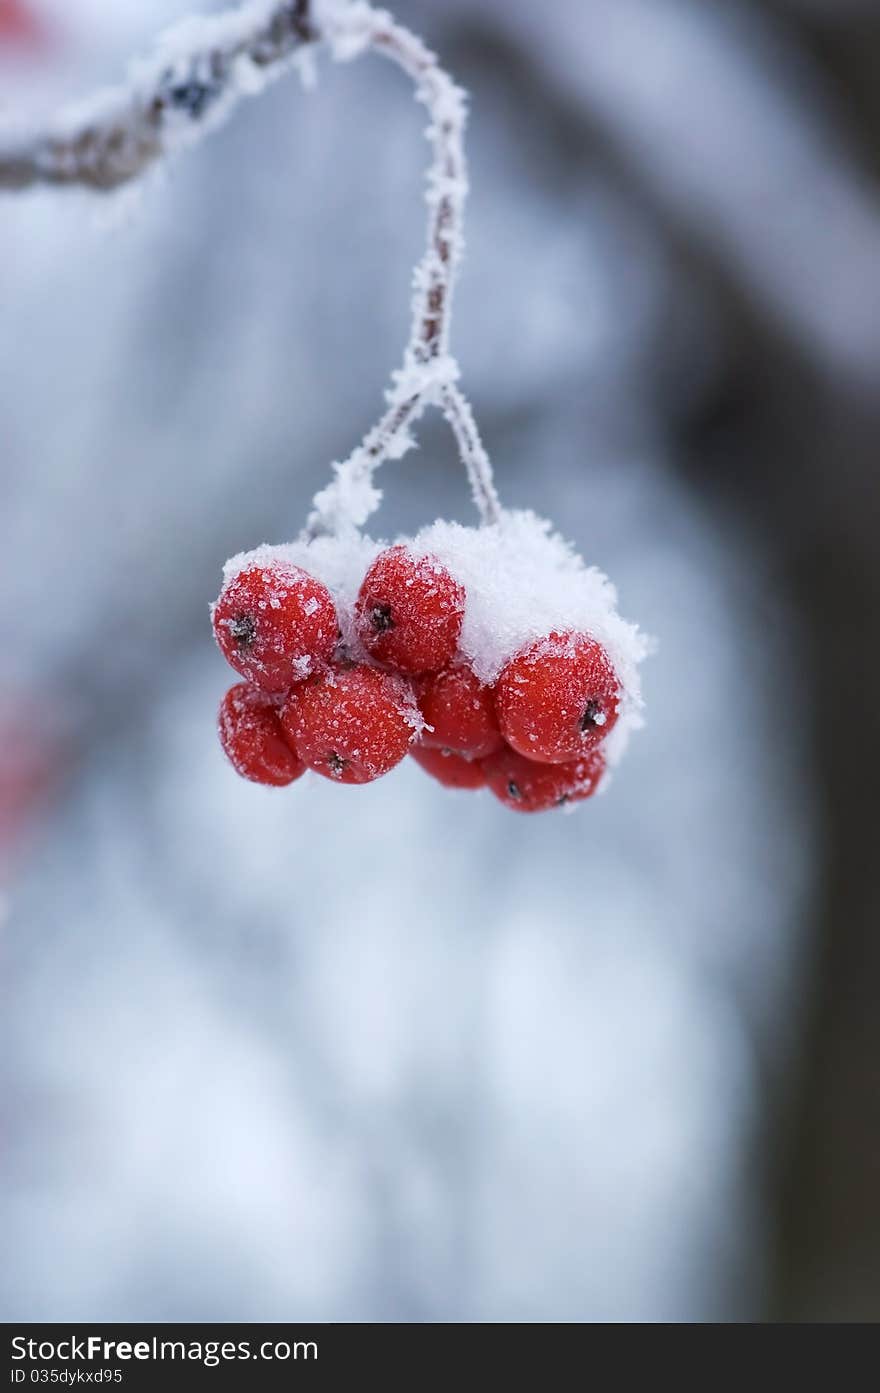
[{"xmin": 0, "ymin": 0, "xmax": 821, "ymax": 1321}]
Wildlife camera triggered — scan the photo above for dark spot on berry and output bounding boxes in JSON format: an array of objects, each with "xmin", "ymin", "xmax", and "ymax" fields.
[
  {"xmin": 327, "ymin": 752, "xmax": 347, "ymax": 777},
  {"xmin": 556, "ymin": 795, "xmax": 569, "ymax": 806},
  {"xmin": 230, "ymin": 613, "xmax": 257, "ymax": 650},
  {"xmin": 507, "ymin": 780, "xmax": 521, "ymax": 800},
  {"xmin": 370, "ymin": 603, "xmax": 394, "ymax": 632},
  {"xmin": 580, "ymin": 700, "xmax": 601, "ymax": 732}
]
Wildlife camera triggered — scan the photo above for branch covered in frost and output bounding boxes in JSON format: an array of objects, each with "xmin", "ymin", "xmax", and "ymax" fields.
[
  {"xmin": 0, "ymin": 1, "xmax": 317, "ymax": 191},
  {"xmin": 0, "ymin": 0, "xmax": 501, "ymax": 534}
]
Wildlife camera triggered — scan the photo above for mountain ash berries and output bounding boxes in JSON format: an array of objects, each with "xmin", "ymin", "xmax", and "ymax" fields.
[
  {"xmin": 355, "ymin": 546, "xmax": 465, "ymax": 675},
  {"xmin": 218, "ymin": 683, "xmax": 304, "ymax": 787},
  {"xmin": 482, "ymin": 745, "xmax": 605, "ymax": 813},
  {"xmin": 212, "ymin": 560, "xmax": 338, "ymax": 692},
  {"xmin": 495, "ymin": 631, "xmax": 620, "ymax": 763},
  {"xmin": 410, "ymin": 743, "xmax": 488, "ymax": 790},
  {"xmin": 416, "ymin": 663, "xmax": 503, "ymax": 760},
  {"xmin": 281, "ymin": 663, "xmax": 416, "ymax": 785},
  {"xmin": 213, "ymin": 527, "xmax": 632, "ymax": 814}
]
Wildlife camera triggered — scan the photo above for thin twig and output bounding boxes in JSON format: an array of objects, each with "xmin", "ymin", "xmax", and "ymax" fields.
[
  {"xmin": 441, "ymin": 382, "xmax": 503, "ymax": 526},
  {"xmin": 0, "ymin": 1, "xmax": 317, "ymax": 191}
]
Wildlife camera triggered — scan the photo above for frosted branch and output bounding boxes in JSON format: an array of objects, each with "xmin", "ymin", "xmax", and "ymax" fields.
[
  {"xmin": 0, "ymin": 1, "xmax": 317, "ymax": 191},
  {"xmin": 0, "ymin": 0, "xmax": 502, "ymax": 534}
]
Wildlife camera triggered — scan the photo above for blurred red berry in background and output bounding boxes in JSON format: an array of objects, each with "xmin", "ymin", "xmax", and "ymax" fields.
[
  {"xmin": 0, "ymin": 700, "xmax": 59, "ymax": 868},
  {"xmin": 0, "ymin": 0, "xmax": 44, "ymax": 48}
]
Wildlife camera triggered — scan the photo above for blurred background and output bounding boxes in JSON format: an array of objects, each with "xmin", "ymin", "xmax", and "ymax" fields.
[{"xmin": 1, "ymin": 0, "xmax": 878, "ymax": 1323}]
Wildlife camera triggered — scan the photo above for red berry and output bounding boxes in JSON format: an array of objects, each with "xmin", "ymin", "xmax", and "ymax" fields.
[
  {"xmin": 218, "ymin": 683, "xmax": 305, "ymax": 787},
  {"xmin": 281, "ymin": 663, "xmax": 416, "ymax": 785},
  {"xmin": 483, "ymin": 745, "xmax": 605, "ymax": 813},
  {"xmin": 416, "ymin": 662, "xmax": 503, "ymax": 759},
  {"xmin": 355, "ymin": 546, "xmax": 465, "ymax": 675},
  {"xmin": 213, "ymin": 561, "xmax": 338, "ymax": 693},
  {"xmin": 495, "ymin": 632, "xmax": 620, "ymax": 763},
  {"xmin": 0, "ymin": 0, "xmax": 43, "ymax": 46},
  {"xmin": 410, "ymin": 743, "xmax": 486, "ymax": 790}
]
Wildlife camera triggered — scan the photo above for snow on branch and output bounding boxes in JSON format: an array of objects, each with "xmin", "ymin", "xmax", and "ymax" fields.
[
  {"xmin": 0, "ymin": 1, "xmax": 317, "ymax": 191},
  {"xmin": 0, "ymin": 0, "xmax": 501, "ymax": 535}
]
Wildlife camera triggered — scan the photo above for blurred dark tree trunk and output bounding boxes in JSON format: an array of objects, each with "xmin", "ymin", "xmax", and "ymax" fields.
[
  {"xmin": 710, "ymin": 1, "xmax": 880, "ymax": 1324},
  {"xmin": 447, "ymin": 0, "xmax": 880, "ymax": 1321},
  {"xmin": 683, "ymin": 312, "xmax": 880, "ymax": 1324},
  {"xmin": 647, "ymin": 2, "xmax": 880, "ymax": 1322}
]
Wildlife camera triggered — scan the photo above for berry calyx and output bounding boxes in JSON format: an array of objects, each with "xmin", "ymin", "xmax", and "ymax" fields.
[
  {"xmin": 482, "ymin": 745, "xmax": 605, "ymax": 813},
  {"xmin": 213, "ymin": 560, "xmax": 338, "ymax": 693},
  {"xmin": 416, "ymin": 662, "xmax": 503, "ymax": 759},
  {"xmin": 218, "ymin": 683, "xmax": 305, "ymax": 787},
  {"xmin": 355, "ymin": 546, "xmax": 465, "ymax": 675},
  {"xmin": 495, "ymin": 631, "xmax": 620, "ymax": 763},
  {"xmin": 410, "ymin": 743, "xmax": 486, "ymax": 790},
  {"xmin": 281, "ymin": 662, "xmax": 416, "ymax": 784}
]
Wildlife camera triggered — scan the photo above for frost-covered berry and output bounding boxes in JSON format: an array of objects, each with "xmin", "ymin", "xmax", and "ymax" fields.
[
  {"xmin": 410, "ymin": 743, "xmax": 486, "ymax": 790},
  {"xmin": 281, "ymin": 663, "xmax": 417, "ymax": 785},
  {"xmin": 417, "ymin": 662, "xmax": 503, "ymax": 759},
  {"xmin": 218, "ymin": 683, "xmax": 305, "ymax": 787},
  {"xmin": 355, "ymin": 546, "xmax": 465, "ymax": 675},
  {"xmin": 213, "ymin": 561, "xmax": 338, "ymax": 693},
  {"xmin": 482, "ymin": 745, "xmax": 605, "ymax": 813},
  {"xmin": 495, "ymin": 631, "xmax": 620, "ymax": 763}
]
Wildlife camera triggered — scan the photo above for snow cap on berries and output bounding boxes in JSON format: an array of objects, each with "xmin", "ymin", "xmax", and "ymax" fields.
[
  {"xmin": 406, "ymin": 511, "xmax": 650, "ymax": 768},
  {"xmin": 222, "ymin": 508, "xmax": 649, "ymax": 780}
]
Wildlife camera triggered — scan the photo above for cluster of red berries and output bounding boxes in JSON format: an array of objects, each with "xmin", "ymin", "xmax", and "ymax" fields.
[{"xmin": 213, "ymin": 546, "xmax": 621, "ymax": 813}]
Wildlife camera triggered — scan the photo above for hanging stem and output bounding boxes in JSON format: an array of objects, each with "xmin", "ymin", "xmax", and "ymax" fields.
[{"xmin": 305, "ymin": 1, "xmax": 501, "ymax": 536}]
